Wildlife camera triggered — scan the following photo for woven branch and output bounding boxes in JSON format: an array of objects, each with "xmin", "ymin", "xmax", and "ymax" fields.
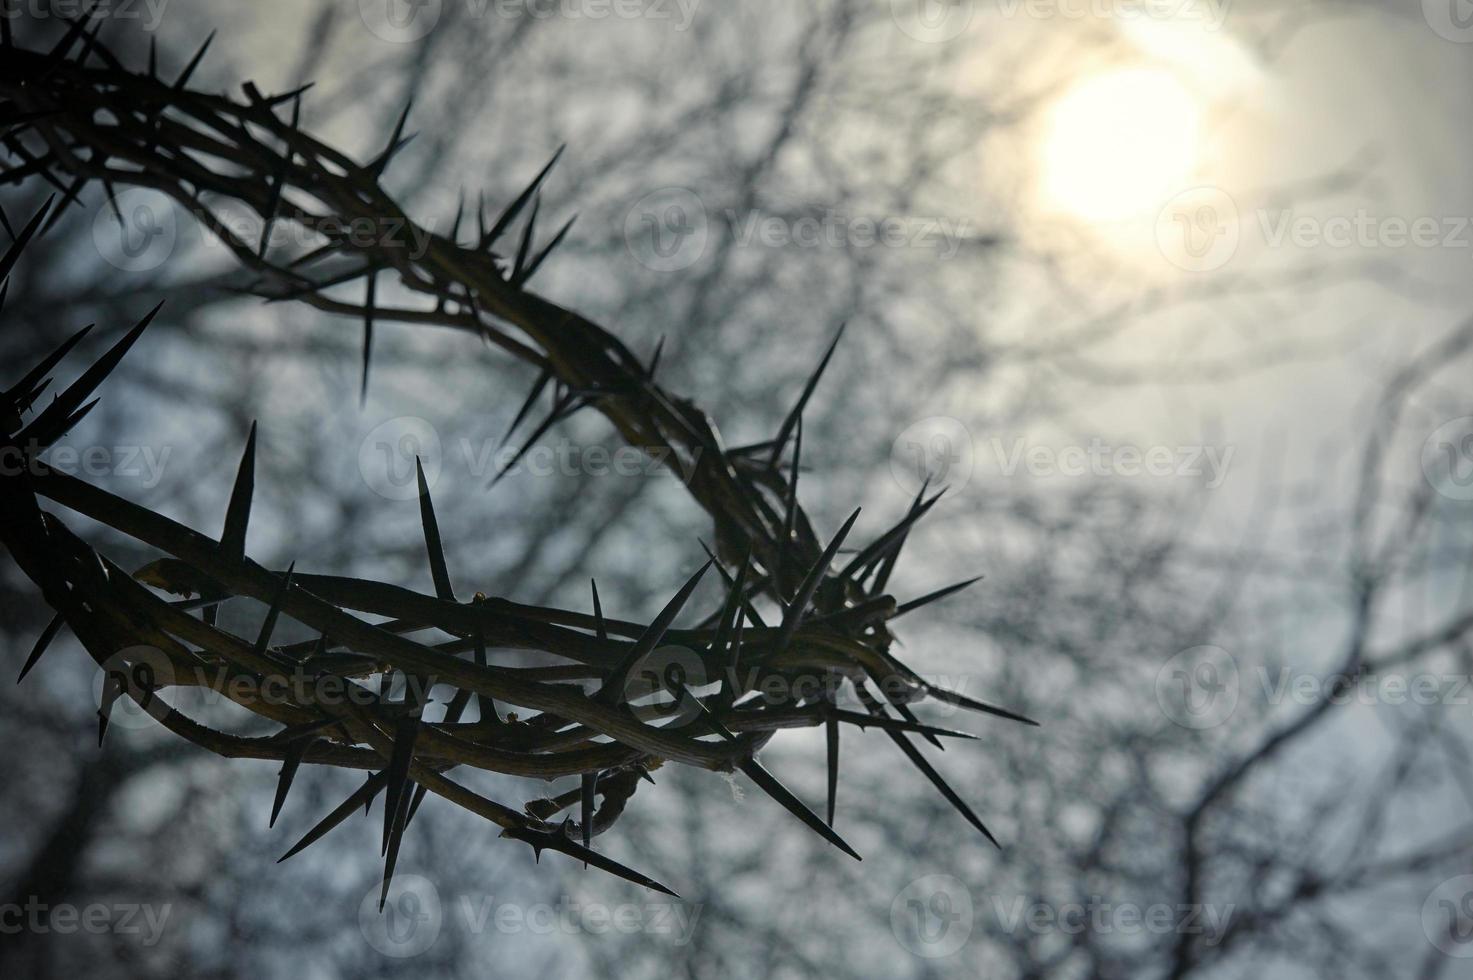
[{"xmin": 0, "ymin": 18, "xmax": 1034, "ymax": 901}]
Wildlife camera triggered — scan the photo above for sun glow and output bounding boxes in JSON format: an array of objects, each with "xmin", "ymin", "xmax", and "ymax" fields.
[{"xmin": 1039, "ymin": 66, "xmax": 1203, "ymax": 224}]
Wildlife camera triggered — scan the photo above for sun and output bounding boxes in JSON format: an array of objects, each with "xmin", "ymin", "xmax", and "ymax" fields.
[{"xmin": 1038, "ymin": 66, "xmax": 1203, "ymax": 225}]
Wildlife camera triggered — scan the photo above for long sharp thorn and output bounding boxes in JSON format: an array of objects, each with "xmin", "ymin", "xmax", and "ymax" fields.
[
  {"xmin": 484, "ymin": 144, "xmax": 565, "ymax": 248},
  {"xmin": 3, "ymin": 322, "xmax": 92, "ymax": 409},
  {"xmin": 97, "ymin": 664, "xmax": 124, "ymax": 746},
  {"xmin": 17, "ymin": 613, "xmax": 65, "ymax": 684},
  {"xmin": 220, "ymin": 421, "xmax": 257, "ymax": 561},
  {"xmin": 772, "ymin": 508, "xmax": 861, "ymax": 659},
  {"xmin": 510, "ymin": 193, "xmax": 540, "ymax": 282},
  {"xmin": 514, "ymin": 212, "xmax": 576, "ymax": 287},
  {"xmin": 41, "ymin": 6, "xmax": 97, "ymax": 74},
  {"xmin": 581, "ymin": 771, "xmax": 598, "ymax": 856},
  {"xmin": 501, "ymin": 368, "xmax": 552, "ymax": 447},
  {"xmin": 738, "ymin": 757, "xmax": 860, "ymax": 860},
  {"xmin": 892, "ymin": 576, "xmax": 983, "ymax": 619},
  {"xmin": 921, "ymin": 683, "xmax": 1039, "ymax": 726},
  {"xmin": 488, "ymin": 391, "xmax": 581, "ymax": 487},
  {"xmin": 840, "ymin": 487, "xmax": 945, "ymax": 582},
  {"xmin": 647, "ymin": 336, "xmax": 664, "ymax": 379},
  {"xmin": 448, "ymin": 190, "xmax": 465, "ymax": 244},
  {"xmin": 252, "ymin": 562, "xmax": 296, "ymax": 660},
  {"xmin": 894, "ymin": 700, "xmax": 944, "ymax": 751},
  {"xmin": 415, "ymin": 457, "xmax": 454, "ymax": 602},
  {"xmin": 590, "ymin": 580, "xmax": 606, "ymax": 641},
  {"xmin": 39, "ymin": 175, "xmax": 86, "ymax": 235},
  {"xmin": 173, "ymin": 30, "xmax": 215, "ymax": 91},
  {"xmin": 598, "ymin": 560, "xmax": 713, "ymax": 704},
  {"xmin": 767, "ymin": 323, "xmax": 845, "ymax": 470},
  {"xmin": 360, "ymin": 272, "xmax": 375, "ymax": 407},
  {"xmin": 888, "ymin": 721, "xmax": 998, "ymax": 848},
  {"xmin": 780, "ymin": 416, "xmax": 804, "ymax": 592},
  {"xmin": 269, "ymin": 736, "xmax": 315, "ymax": 828},
  {"xmin": 502, "ymin": 826, "xmax": 678, "ymax": 897},
  {"xmin": 381, "ymin": 710, "xmax": 421, "ymax": 855},
  {"xmin": 698, "ymin": 540, "xmax": 766, "ymax": 628},
  {"xmin": 370, "ymin": 100, "xmax": 413, "ymax": 177},
  {"xmin": 710, "ymin": 549, "xmax": 751, "ymax": 706},
  {"xmin": 825, "ymin": 713, "xmax": 839, "ymax": 827},
  {"xmin": 870, "ymin": 479, "xmax": 929, "ymax": 592},
  {"xmin": 380, "ymin": 776, "xmax": 415, "ymax": 910},
  {"xmin": 21, "ymin": 301, "xmax": 161, "ymax": 449},
  {"xmin": 278, "ymin": 771, "xmax": 390, "ymax": 862}
]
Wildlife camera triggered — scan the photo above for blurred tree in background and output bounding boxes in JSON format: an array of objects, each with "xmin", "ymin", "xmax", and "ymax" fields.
[{"xmin": 1, "ymin": 2, "xmax": 1471, "ymax": 978}]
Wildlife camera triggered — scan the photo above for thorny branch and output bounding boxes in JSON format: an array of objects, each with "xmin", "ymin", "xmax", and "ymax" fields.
[{"xmin": 0, "ymin": 20, "xmax": 1034, "ymax": 901}]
